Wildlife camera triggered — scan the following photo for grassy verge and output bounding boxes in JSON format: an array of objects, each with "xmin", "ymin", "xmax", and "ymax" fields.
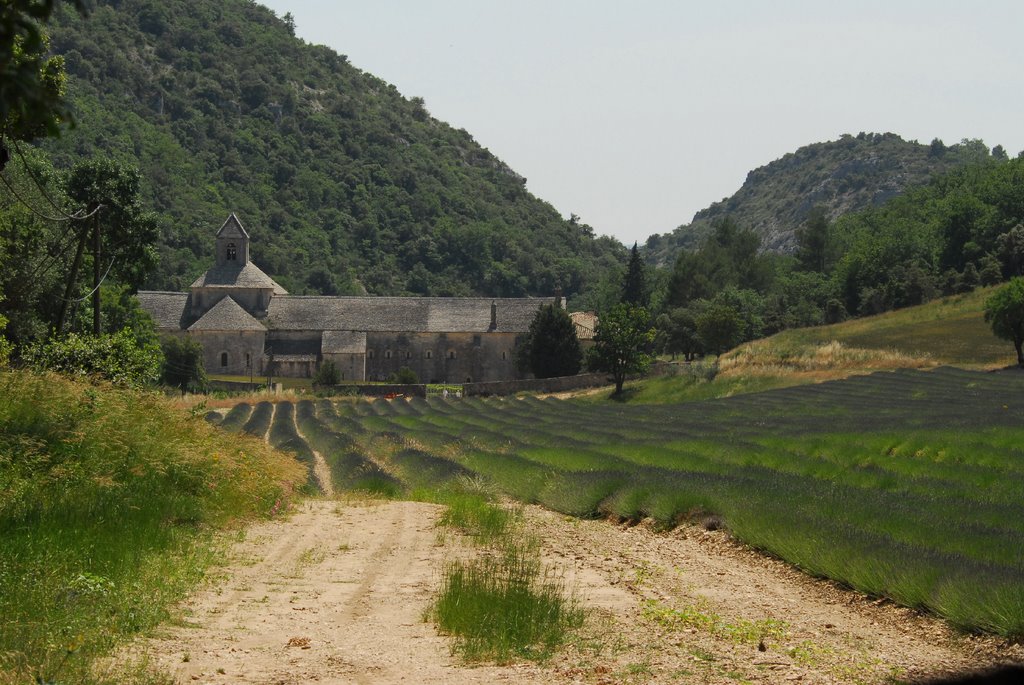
[
  {"xmin": 0, "ymin": 370, "xmax": 304, "ymax": 684},
  {"xmin": 428, "ymin": 492, "xmax": 583, "ymax": 663}
]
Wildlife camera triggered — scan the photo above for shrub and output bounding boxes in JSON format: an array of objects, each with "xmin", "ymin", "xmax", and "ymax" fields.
[
  {"xmin": 387, "ymin": 365, "xmax": 419, "ymax": 384},
  {"xmin": 312, "ymin": 360, "xmax": 340, "ymax": 387},
  {"xmin": 23, "ymin": 328, "xmax": 161, "ymax": 387},
  {"xmin": 160, "ymin": 335, "xmax": 207, "ymax": 392}
]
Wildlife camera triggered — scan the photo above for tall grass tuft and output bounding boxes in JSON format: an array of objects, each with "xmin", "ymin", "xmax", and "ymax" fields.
[
  {"xmin": 431, "ymin": 536, "xmax": 583, "ymax": 663},
  {"xmin": 437, "ymin": 491, "xmax": 515, "ymax": 543},
  {"xmin": 0, "ymin": 371, "xmax": 304, "ymax": 684}
]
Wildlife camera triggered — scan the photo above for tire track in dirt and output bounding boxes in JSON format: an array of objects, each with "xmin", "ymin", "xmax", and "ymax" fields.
[{"xmin": 137, "ymin": 500, "xmax": 550, "ymax": 684}]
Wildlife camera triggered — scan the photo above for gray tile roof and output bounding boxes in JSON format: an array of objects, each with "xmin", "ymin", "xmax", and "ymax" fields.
[
  {"xmin": 136, "ymin": 291, "xmax": 190, "ymax": 331},
  {"xmin": 264, "ymin": 296, "xmax": 550, "ymax": 333},
  {"xmin": 217, "ymin": 213, "xmax": 249, "ymax": 238},
  {"xmin": 321, "ymin": 330, "xmax": 367, "ymax": 354},
  {"xmin": 187, "ymin": 296, "xmax": 266, "ymax": 332},
  {"xmin": 189, "ymin": 261, "xmax": 288, "ymax": 294}
]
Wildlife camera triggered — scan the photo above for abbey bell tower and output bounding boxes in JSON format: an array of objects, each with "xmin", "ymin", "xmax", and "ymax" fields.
[{"xmin": 215, "ymin": 213, "xmax": 250, "ymax": 267}]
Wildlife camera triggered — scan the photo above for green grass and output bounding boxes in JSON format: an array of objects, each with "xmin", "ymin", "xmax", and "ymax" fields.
[
  {"xmin": 0, "ymin": 371, "xmax": 304, "ymax": 684},
  {"xmin": 430, "ymin": 497, "xmax": 583, "ymax": 663},
  {"xmin": 436, "ymin": 491, "xmax": 516, "ymax": 543},
  {"xmin": 588, "ymin": 369, "xmax": 799, "ymax": 405},
  {"xmin": 777, "ymin": 287, "xmax": 1011, "ymax": 366}
]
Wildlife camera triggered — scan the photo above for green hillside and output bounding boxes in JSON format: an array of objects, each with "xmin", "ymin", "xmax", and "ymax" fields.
[
  {"xmin": 42, "ymin": 0, "xmax": 625, "ymax": 298},
  {"xmin": 755, "ymin": 286, "xmax": 1012, "ymax": 368},
  {"xmin": 613, "ymin": 287, "xmax": 1015, "ymax": 406},
  {"xmin": 645, "ymin": 133, "xmax": 1001, "ymax": 266}
]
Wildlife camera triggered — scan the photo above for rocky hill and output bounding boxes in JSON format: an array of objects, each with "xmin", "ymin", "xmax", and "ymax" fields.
[
  {"xmin": 644, "ymin": 133, "xmax": 1002, "ymax": 266},
  {"xmin": 42, "ymin": 0, "xmax": 625, "ymax": 298}
]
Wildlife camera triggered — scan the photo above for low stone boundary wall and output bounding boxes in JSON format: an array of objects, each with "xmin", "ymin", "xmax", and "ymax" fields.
[
  {"xmin": 347, "ymin": 383, "xmax": 428, "ymax": 398},
  {"xmin": 463, "ymin": 372, "xmax": 608, "ymax": 397},
  {"xmin": 322, "ymin": 362, "xmax": 682, "ymax": 399},
  {"xmin": 464, "ymin": 362, "xmax": 679, "ymax": 397}
]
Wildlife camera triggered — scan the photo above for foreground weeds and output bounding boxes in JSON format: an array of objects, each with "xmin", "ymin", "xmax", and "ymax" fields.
[
  {"xmin": 429, "ymin": 495, "xmax": 583, "ymax": 663},
  {"xmin": 0, "ymin": 371, "xmax": 304, "ymax": 684}
]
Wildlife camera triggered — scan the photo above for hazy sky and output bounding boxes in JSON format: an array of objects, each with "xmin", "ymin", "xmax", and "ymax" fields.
[{"xmin": 260, "ymin": 1, "xmax": 1024, "ymax": 247}]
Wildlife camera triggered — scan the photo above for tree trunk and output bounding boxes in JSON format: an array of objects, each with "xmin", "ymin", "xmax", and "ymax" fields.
[{"xmin": 55, "ymin": 229, "xmax": 89, "ymax": 334}]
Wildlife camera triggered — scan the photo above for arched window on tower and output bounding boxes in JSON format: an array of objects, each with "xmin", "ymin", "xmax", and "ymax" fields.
[
  {"xmin": 226, "ymin": 243, "xmax": 237, "ymax": 261},
  {"xmin": 220, "ymin": 352, "xmax": 228, "ymax": 368}
]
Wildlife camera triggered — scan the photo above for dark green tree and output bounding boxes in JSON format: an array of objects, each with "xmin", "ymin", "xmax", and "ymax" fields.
[
  {"xmin": 984, "ymin": 278, "xmax": 1024, "ymax": 366},
  {"xmin": 313, "ymin": 359, "xmax": 341, "ymax": 387},
  {"xmin": 663, "ymin": 218, "xmax": 772, "ymax": 310},
  {"xmin": 587, "ymin": 304, "xmax": 654, "ymax": 394},
  {"xmin": 695, "ymin": 302, "xmax": 743, "ymax": 355},
  {"xmin": 517, "ymin": 303, "xmax": 582, "ymax": 379},
  {"xmin": 655, "ymin": 308, "xmax": 701, "ymax": 361},
  {"xmin": 59, "ymin": 158, "xmax": 159, "ymax": 334},
  {"xmin": 794, "ymin": 206, "xmax": 829, "ymax": 273},
  {"xmin": 0, "ymin": 0, "xmax": 88, "ymax": 168},
  {"xmin": 621, "ymin": 242, "xmax": 648, "ymax": 306},
  {"xmin": 160, "ymin": 334, "xmax": 207, "ymax": 392},
  {"xmin": 997, "ymin": 225, "xmax": 1024, "ymax": 278}
]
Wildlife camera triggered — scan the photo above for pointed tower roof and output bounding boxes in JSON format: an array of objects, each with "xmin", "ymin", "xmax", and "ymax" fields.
[
  {"xmin": 187, "ymin": 296, "xmax": 267, "ymax": 332},
  {"xmin": 216, "ymin": 213, "xmax": 250, "ymax": 239}
]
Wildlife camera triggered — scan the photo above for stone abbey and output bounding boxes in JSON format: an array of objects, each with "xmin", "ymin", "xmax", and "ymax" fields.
[{"xmin": 138, "ymin": 214, "xmax": 585, "ymax": 383}]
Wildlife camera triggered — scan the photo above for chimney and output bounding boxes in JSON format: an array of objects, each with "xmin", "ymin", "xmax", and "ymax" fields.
[
  {"xmin": 553, "ymin": 287, "xmax": 563, "ymax": 309},
  {"xmin": 489, "ymin": 300, "xmax": 497, "ymax": 331}
]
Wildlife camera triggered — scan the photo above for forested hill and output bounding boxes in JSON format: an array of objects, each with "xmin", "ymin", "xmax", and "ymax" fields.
[
  {"xmin": 644, "ymin": 133, "xmax": 1004, "ymax": 266},
  {"xmin": 42, "ymin": 0, "xmax": 625, "ymax": 298}
]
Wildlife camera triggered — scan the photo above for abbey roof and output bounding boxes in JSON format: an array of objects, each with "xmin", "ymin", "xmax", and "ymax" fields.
[
  {"xmin": 265, "ymin": 296, "xmax": 543, "ymax": 333},
  {"xmin": 187, "ymin": 296, "xmax": 266, "ymax": 332},
  {"xmin": 136, "ymin": 291, "xmax": 190, "ymax": 331},
  {"xmin": 189, "ymin": 261, "xmax": 288, "ymax": 293}
]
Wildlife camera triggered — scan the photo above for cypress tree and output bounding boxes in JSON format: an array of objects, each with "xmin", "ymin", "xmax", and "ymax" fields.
[{"xmin": 621, "ymin": 242, "xmax": 648, "ymax": 306}]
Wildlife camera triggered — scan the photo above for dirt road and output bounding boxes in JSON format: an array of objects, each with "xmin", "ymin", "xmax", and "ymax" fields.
[{"xmin": 139, "ymin": 499, "xmax": 1021, "ymax": 684}]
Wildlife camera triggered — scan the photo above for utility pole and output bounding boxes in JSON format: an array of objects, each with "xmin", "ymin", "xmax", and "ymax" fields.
[{"xmin": 92, "ymin": 210, "xmax": 101, "ymax": 335}]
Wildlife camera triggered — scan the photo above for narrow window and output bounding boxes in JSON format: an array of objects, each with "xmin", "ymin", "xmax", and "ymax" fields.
[
  {"xmin": 385, "ymin": 350, "xmax": 392, "ymax": 359},
  {"xmin": 220, "ymin": 352, "xmax": 228, "ymax": 368},
  {"xmin": 406, "ymin": 351, "xmax": 412, "ymax": 359},
  {"xmin": 245, "ymin": 352, "xmax": 251, "ymax": 368},
  {"xmin": 226, "ymin": 243, "xmax": 237, "ymax": 261},
  {"xmin": 425, "ymin": 350, "xmax": 432, "ymax": 359},
  {"xmin": 368, "ymin": 349, "xmax": 374, "ymax": 359},
  {"xmin": 448, "ymin": 350, "xmax": 456, "ymax": 360}
]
